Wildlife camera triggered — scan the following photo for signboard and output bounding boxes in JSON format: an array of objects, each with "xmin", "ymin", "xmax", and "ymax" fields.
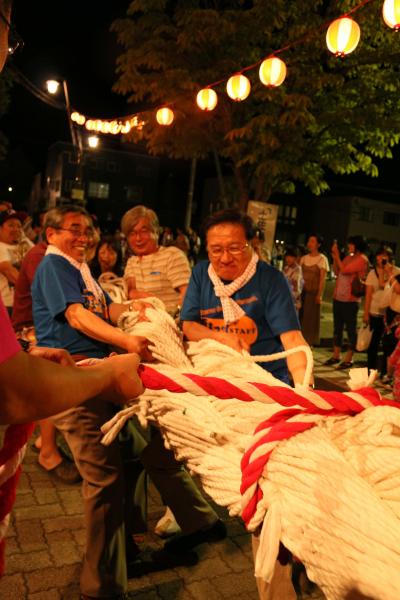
[{"xmin": 247, "ymin": 201, "xmax": 278, "ymax": 258}]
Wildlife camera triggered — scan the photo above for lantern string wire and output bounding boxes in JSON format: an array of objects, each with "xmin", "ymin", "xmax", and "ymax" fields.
[{"xmin": 13, "ymin": 0, "xmax": 380, "ymax": 129}]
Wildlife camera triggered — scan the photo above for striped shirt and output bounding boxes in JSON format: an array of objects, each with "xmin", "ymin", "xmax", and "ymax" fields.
[{"xmin": 124, "ymin": 246, "xmax": 191, "ymax": 313}]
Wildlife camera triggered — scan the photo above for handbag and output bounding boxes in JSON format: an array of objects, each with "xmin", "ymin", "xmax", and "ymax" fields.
[
  {"xmin": 356, "ymin": 324, "xmax": 373, "ymax": 352},
  {"xmin": 351, "ymin": 276, "xmax": 365, "ymax": 298}
]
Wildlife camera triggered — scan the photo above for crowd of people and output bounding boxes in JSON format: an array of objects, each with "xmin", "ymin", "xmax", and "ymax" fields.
[{"xmin": 274, "ymin": 235, "xmax": 400, "ymax": 398}]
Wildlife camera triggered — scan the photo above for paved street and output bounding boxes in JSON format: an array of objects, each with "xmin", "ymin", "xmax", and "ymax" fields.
[{"xmin": 0, "ymin": 285, "xmax": 393, "ymax": 599}]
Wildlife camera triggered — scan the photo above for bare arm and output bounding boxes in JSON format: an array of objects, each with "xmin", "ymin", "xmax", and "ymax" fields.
[
  {"xmin": 65, "ymin": 303, "xmax": 146, "ymax": 354},
  {"xmin": 280, "ymin": 329, "xmax": 310, "ymax": 386},
  {"xmin": 0, "ymin": 350, "xmax": 144, "ymax": 424},
  {"xmin": 0, "ymin": 260, "xmax": 19, "ymax": 284},
  {"xmin": 182, "ymin": 320, "xmax": 249, "ymax": 352},
  {"xmin": 177, "ymin": 284, "xmax": 188, "ymax": 308},
  {"xmin": 126, "ymin": 276, "xmax": 153, "ymax": 300}
]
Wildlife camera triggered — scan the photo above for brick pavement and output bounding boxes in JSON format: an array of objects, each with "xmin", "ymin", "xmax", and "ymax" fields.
[{"xmin": 0, "ymin": 427, "xmax": 325, "ymax": 600}]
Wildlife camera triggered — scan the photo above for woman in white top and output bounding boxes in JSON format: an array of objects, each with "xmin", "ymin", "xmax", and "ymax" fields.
[
  {"xmin": 299, "ymin": 234, "xmax": 329, "ymax": 346},
  {"xmin": 363, "ymin": 247, "xmax": 399, "ymax": 373}
]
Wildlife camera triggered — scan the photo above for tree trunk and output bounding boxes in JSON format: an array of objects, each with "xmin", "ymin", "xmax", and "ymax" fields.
[
  {"xmin": 212, "ymin": 149, "xmax": 228, "ymax": 209},
  {"xmin": 184, "ymin": 157, "xmax": 197, "ymax": 230}
]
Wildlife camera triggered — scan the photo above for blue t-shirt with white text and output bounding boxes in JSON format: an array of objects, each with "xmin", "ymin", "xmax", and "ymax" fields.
[{"xmin": 180, "ymin": 260, "xmax": 300, "ymax": 381}]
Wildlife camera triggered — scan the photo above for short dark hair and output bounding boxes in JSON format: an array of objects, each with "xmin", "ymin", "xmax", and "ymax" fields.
[
  {"xmin": 285, "ymin": 246, "xmax": 299, "ymax": 258},
  {"xmin": 307, "ymin": 233, "xmax": 323, "ymax": 246},
  {"xmin": 202, "ymin": 208, "xmax": 257, "ymax": 241},
  {"xmin": 348, "ymin": 235, "xmax": 368, "ymax": 253},
  {"xmin": 45, "ymin": 205, "xmax": 91, "ymax": 230}
]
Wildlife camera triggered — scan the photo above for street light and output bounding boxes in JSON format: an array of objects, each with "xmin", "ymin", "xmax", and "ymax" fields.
[
  {"xmin": 88, "ymin": 135, "xmax": 99, "ymax": 149},
  {"xmin": 46, "ymin": 78, "xmax": 84, "ymax": 201}
]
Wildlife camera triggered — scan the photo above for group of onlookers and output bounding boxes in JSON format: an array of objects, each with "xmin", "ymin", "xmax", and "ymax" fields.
[{"xmin": 278, "ymin": 233, "xmax": 400, "ymax": 401}]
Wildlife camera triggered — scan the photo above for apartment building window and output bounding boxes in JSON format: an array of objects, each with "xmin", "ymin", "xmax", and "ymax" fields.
[
  {"xmin": 358, "ymin": 207, "xmax": 373, "ymax": 222},
  {"xmin": 278, "ymin": 205, "xmax": 297, "ymax": 225},
  {"xmin": 383, "ymin": 212, "xmax": 400, "ymax": 227},
  {"xmin": 125, "ymin": 184, "xmax": 143, "ymax": 204},
  {"xmin": 88, "ymin": 181, "xmax": 110, "ymax": 199}
]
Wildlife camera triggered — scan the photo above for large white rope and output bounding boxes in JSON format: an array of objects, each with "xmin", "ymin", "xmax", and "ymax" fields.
[{"xmin": 96, "ymin": 291, "xmax": 400, "ymax": 599}]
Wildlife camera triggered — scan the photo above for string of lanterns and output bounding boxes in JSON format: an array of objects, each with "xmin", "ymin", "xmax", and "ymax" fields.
[{"xmin": 69, "ymin": 0, "xmax": 400, "ymax": 132}]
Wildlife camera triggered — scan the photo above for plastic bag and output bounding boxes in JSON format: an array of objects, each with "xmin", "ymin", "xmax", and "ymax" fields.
[{"xmin": 356, "ymin": 325, "xmax": 373, "ymax": 352}]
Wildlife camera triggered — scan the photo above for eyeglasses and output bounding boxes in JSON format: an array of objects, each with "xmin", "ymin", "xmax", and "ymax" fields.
[
  {"xmin": 207, "ymin": 243, "xmax": 249, "ymax": 258},
  {"xmin": 55, "ymin": 226, "xmax": 95, "ymax": 239},
  {"xmin": 0, "ymin": 10, "xmax": 24, "ymax": 56}
]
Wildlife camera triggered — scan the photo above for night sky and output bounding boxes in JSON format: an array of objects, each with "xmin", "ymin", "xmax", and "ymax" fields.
[{"xmin": 3, "ymin": 0, "xmax": 131, "ymax": 171}]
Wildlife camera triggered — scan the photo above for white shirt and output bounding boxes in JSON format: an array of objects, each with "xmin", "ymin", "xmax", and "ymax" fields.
[
  {"xmin": 0, "ymin": 239, "xmax": 33, "ymax": 307},
  {"xmin": 300, "ymin": 253, "xmax": 329, "ymax": 271},
  {"xmin": 366, "ymin": 266, "xmax": 400, "ymax": 316}
]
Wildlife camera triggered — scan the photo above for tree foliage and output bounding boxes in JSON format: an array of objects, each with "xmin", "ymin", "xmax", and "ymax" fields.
[{"xmin": 112, "ymin": 0, "xmax": 400, "ymax": 206}]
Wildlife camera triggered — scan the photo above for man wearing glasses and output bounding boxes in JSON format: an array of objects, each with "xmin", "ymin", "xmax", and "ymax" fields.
[
  {"xmin": 31, "ymin": 205, "xmax": 151, "ymax": 600},
  {"xmin": 181, "ymin": 208, "xmax": 309, "ymax": 384}
]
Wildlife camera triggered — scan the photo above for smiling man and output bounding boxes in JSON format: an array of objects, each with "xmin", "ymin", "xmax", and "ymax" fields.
[
  {"xmin": 181, "ymin": 208, "xmax": 309, "ymax": 385},
  {"xmin": 31, "ymin": 205, "xmax": 151, "ymax": 600},
  {"xmin": 122, "ymin": 205, "xmax": 190, "ymax": 316}
]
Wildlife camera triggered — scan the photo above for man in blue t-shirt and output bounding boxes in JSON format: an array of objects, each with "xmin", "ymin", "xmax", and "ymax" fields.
[{"xmin": 181, "ymin": 209, "xmax": 309, "ymax": 385}]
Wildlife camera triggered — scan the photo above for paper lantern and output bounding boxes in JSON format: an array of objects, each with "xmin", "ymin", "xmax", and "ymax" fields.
[
  {"xmin": 156, "ymin": 108, "xmax": 174, "ymax": 126},
  {"xmin": 382, "ymin": 0, "xmax": 400, "ymax": 29},
  {"xmin": 196, "ymin": 88, "xmax": 218, "ymax": 111},
  {"xmin": 226, "ymin": 74, "xmax": 251, "ymax": 101},
  {"xmin": 259, "ymin": 57, "xmax": 287, "ymax": 87},
  {"xmin": 326, "ymin": 17, "xmax": 360, "ymax": 56}
]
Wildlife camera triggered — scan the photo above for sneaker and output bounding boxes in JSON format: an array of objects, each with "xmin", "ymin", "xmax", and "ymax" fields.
[
  {"xmin": 154, "ymin": 507, "xmax": 181, "ymax": 538},
  {"xmin": 127, "ymin": 547, "xmax": 198, "ymax": 578},
  {"xmin": 164, "ymin": 518, "xmax": 227, "ymax": 553},
  {"xmin": 336, "ymin": 361, "xmax": 353, "ymax": 370}
]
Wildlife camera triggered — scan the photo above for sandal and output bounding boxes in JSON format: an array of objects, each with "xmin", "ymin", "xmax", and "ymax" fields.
[
  {"xmin": 324, "ymin": 357, "xmax": 340, "ymax": 366},
  {"xmin": 337, "ymin": 361, "xmax": 353, "ymax": 370}
]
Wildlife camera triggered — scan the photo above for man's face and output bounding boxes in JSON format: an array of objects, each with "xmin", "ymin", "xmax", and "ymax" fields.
[
  {"xmin": 47, "ymin": 213, "xmax": 93, "ymax": 263},
  {"xmin": 207, "ymin": 223, "xmax": 252, "ymax": 281},
  {"xmin": 127, "ymin": 217, "xmax": 158, "ymax": 256},
  {"xmin": 0, "ymin": 218, "xmax": 21, "ymax": 244}
]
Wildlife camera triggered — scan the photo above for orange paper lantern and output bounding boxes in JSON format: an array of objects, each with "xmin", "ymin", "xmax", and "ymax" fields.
[
  {"xmin": 226, "ymin": 74, "xmax": 251, "ymax": 101},
  {"xmin": 259, "ymin": 57, "xmax": 287, "ymax": 87},
  {"xmin": 156, "ymin": 108, "xmax": 174, "ymax": 126},
  {"xmin": 326, "ymin": 17, "xmax": 360, "ymax": 56},
  {"xmin": 382, "ymin": 0, "xmax": 400, "ymax": 29},
  {"xmin": 196, "ymin": 88, "xmax": 218, "ymax": 111}
]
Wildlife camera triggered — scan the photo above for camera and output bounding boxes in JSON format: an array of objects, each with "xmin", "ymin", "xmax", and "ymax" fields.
[{"xmin": 382, "ymin": 259, "xmax": 387, "ymax": 266}]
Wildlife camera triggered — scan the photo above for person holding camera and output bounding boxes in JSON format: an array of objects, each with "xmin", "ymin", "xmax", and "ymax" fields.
[
  {"xmin": 325, "ymin": 236, "xmax": 369, "ymax": 369},
  {"xmin": 363, "ymin": 247, "xmax": 399, "ymax": 373}
]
